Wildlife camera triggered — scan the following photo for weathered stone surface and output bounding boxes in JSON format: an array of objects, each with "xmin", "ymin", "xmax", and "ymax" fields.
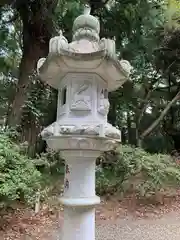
[{"xmin": 41, "ymin": 122, "xmax": 121, "ymax": 139}]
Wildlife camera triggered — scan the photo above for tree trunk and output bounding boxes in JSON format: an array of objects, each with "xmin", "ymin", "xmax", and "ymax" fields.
[
  {"xmin": 6, "ymin": 0, "xmax": 58, "ymax": 127},
  {"xmin": 140, "ymin": 90, "xmax": 180, "ymax": 140},
  {"xmin": 7, "ymin": 44, "xmax": 46, "ymax": 127},
  {"xmin": 127, "ymin": 111, "xmax": 131, "ymax": 144}
]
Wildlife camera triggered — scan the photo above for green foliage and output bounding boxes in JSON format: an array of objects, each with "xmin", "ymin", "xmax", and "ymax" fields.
[
  {"xmin": 0, "ymin": 131, "xmax": 41, "ymax": 208},
  {"xmin": 34, "ymin": 149, "xmax": 65, "ymax": 175},
  {"xmin": 96, "ymin": 145, "xmax": 180, "ymax": 198},
  {"xmin": 143, "ymin": 133, "xmax": 173, "ymax": 153}
]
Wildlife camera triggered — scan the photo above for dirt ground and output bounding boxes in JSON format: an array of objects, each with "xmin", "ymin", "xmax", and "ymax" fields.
[{"xmin": 1, "ymin": 195, "xmax": 180, "ymax": 240}]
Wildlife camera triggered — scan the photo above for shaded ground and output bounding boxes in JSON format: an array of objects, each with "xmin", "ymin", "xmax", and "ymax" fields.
[{"xmin": 1, "ymin": 195, "xmax": 180, "ymax": 240}]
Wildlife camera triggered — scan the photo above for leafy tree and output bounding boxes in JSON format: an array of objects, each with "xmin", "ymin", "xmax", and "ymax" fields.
[{"xmin": 0, "ymin": 0, "xmax": 58, "ymax": 127}]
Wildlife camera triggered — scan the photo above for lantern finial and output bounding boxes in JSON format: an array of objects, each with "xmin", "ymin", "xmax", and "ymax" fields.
[
  {"xmin": 83, "ymin": 4, "xmax": 91, "ymax": 15},
  {"xmin": 72, "ymin": 5, "xmax": 100, "ymax": 41}
]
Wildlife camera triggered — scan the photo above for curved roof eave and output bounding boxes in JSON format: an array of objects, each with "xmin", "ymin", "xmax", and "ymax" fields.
[{"xmin": 39, "ymin": 49, "xmax": 129, "ymax": 79}]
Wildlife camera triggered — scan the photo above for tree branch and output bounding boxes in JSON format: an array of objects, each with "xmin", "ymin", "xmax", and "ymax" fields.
[
  {"xmin": 137, "ymin": 72, "xmax": 161, "ymax": 125},
  {"xmin": 153, "ymin": 47, "xmax": 172, "ymax": 52},
  {"xmin": 140, "ymin": 90, "xmax": 180, "ymax": 139}
]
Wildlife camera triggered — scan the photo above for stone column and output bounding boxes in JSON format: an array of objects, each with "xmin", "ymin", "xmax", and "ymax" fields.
[{"xmin": 60, "ymin": 149, "xmax": 100, "ymax": 240}]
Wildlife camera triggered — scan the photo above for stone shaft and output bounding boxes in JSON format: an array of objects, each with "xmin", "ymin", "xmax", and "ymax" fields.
[
  {"xmin": 60, "ymin": 152, "xmax": 100, "ymax": 240},
  {"xmin": 63, "ymin": 207, "xmax": 95, "ymax": 240}
]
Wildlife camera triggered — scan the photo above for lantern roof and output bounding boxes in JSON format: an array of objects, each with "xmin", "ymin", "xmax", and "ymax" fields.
[{"xmin": 37, "ymin": 7, "xmax": 132, "ymax": 91}]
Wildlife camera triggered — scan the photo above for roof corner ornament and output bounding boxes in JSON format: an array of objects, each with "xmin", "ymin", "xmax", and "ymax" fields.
[
  {"xmin": 37, "ymin": 58, "xmax": 46, "ymax": 74},
  {"xmin": 99, "ymin": 38, "xmax": 116, "ymax": 60},
  {"xmin": 119, "ymin": 60, "xmax": 132, "ymax": 75},
  {"xmin": 49, "ymin": 30, "xmax": 68, "ymax": 54}
]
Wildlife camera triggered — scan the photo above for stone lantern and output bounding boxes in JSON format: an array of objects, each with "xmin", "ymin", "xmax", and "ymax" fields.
[{"xmin": 37, "ymin": 7, "xmax": 131, "ymax": 240}]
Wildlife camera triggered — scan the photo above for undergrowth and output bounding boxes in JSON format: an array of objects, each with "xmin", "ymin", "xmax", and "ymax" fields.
[
  {"xmin": 0, "ymin": 130, "xmax": 41, "ymax": 209},
  {"xmin": 1, "ymin": 127, "xmax": 180, "ymax": 210},
  {"xmin": 96, "ymin": 145, "xmax": 180, "ymax": 201}
]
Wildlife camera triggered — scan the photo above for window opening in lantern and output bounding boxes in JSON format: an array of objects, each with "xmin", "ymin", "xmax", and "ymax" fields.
[
  {"xmin": 104, "ymin": 89, "xmax": 108, "ymax": 99},
  {"xmin": 62, "ymin": 87, "xmax": 67, "ymax": 105}
]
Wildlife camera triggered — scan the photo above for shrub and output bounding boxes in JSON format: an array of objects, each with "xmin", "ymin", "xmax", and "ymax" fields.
[
  {"xmin": 0, "ymin": 131, "xmax": 41, "ymax": 208},
  {"xmin": 34, "ymin": 149, "xmax": 65, "ymax": 175},
  {"xmin": 96, "ymin": 145, "xmax": 180, "ymax": 199}
]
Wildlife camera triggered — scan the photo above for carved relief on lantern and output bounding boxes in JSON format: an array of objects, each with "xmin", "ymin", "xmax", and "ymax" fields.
[
  {"xmin": 64, "ymin": 164, "xmax": 70, "ymax": 192},
  {"xmin": 70, "ymin": 76, "xmax": 92, "ymax": 111},
  {"xmin": 65, "ymin": 164, "xmax": 70, "ymax": 174},
  {"xmin": 97, "ymin": 86, "xmax": 110, "ymax": 116},
  {"xmin": 64, "ymin": 178, "xmax": 69, "ymax": 190}
]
